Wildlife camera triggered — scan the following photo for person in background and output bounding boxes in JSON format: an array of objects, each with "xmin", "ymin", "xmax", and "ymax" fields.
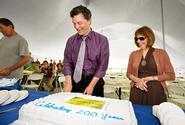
[
  {"xmin": 49, "ymin": 59, "xmax": 53, "ymax": 66},
  {"xmin": 35, "ymin": 59, "xmax": 41, "ymax": 66},
  {"xmin": 52, "ymin": 60, "xmax": 57, "ymax": 75},
  {"xmin": 25, "ymin": 61, "xmax": 40, "ymax": 73},
  {"xmin": 57, "ymin": 60, "xmax": 63, "ymax": 70},
  {"xmin": 39, "ymin": 60, "xmax": 54, "ymax": 91},
  {"xmin": 56, "ymin": 60, "xmax": 63, "ymax": 75},
  {"xmin": 126, "ymin": 26, "xmax": 175, "ymax": 105},
  {"xmin": 54, "ymin": 60, "xmax": 64, "ymax": 88},
  {"xmin": 0, "ymin": 18, "xmax": 30, "ymax": 81},
  {"xmin": 63, "ymin": 5, "xmax": 109, "ymax": 97}
]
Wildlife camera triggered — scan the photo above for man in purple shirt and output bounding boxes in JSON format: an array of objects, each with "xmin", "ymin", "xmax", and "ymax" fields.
[{"xmin": 63, "ymin": 5, "xmax": 109, "ymax": 97}]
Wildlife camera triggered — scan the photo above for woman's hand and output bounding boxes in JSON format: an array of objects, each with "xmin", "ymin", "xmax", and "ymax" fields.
[{"xmin": 135, "ymin": 78, "xmax": 148, "ymax": 92}]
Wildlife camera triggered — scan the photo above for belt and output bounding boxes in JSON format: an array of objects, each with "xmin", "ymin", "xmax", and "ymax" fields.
[{"xmin": 82, "ymin": 74, "xmax": 94, "ymax": 79}]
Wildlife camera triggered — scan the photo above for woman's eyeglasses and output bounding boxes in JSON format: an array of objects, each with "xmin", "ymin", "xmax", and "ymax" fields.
[{"xmin": 134, "ymin": 37, "xmax": 146, "ymax": 41}]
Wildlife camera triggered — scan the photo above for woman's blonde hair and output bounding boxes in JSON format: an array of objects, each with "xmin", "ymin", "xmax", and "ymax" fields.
[{"xmin": 135, "ymin": 26, "xmax": 155, "ymax": 47}]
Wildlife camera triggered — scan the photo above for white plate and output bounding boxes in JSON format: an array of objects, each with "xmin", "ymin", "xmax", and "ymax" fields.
[
  {"xmin": 15, "ymin": 90, "xmax": 29, "ymax": 102},
  {"xmin": 0, "ymin": 90, "xmax": 10, "ymax": 104},
  {"xmin": 1, "ymin": 90, "xmax": 20, "ymax": 106},
  {"xmin": 0, "ymin": 78, "xmax": 18, "ymax": 87}
]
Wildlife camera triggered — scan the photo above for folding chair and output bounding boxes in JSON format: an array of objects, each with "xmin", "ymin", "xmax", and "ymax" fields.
[
  {"xmin": 55, "ymin": 76, "xmax": 65, "ymax": 92},
  {"xmin": 104, "ymin": 85, "xmax": 117, "ymax": 99},
  {"xmin": 23, "ymin": 73, "xmax": 44, "ymax": 91}
]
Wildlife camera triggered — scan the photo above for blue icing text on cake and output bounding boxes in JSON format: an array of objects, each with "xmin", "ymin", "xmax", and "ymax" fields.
[{"xmin": 34, "ymin": 100, "xmax": 124, "ymax": 121}]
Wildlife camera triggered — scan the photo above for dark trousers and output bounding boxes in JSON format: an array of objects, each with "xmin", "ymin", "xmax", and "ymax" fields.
[{"xmin": 72, "ymin": 75, "xmax": 104, "ymax": 97}]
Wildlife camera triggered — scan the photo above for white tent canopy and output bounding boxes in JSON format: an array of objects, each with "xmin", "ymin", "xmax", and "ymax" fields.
[{"xmin": 0, "ymin": 0, "xmax": 185, "ymax": 68}]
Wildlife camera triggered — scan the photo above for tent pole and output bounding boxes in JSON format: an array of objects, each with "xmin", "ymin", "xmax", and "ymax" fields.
[{"xmin": 160, "ymin": 0, "xmax": 166, "ymax": 49}]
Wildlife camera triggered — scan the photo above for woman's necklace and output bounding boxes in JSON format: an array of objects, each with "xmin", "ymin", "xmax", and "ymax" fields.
[
  {"xmin": 141, "ymin": 59, "xmax": 146, "ymax": 66},
  {"xmin": 141, "ymin": 48, "xmax": 149, "ymax": 67}
]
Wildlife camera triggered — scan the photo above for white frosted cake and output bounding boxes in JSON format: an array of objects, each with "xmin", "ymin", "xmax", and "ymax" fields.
[{"xmin": 12, "ymin": 92, "xmax": 137, "ymax": 125}]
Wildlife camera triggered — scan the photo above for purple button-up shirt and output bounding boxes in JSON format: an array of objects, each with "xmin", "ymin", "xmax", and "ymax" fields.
[{"xmin": 63, "ymin": 30, "xmax": 109, "ymax": 78}]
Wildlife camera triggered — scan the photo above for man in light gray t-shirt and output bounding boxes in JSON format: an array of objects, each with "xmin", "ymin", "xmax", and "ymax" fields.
[{"xmin": 0, "ymin": 18, "xmax": 30, "ymax": 79}]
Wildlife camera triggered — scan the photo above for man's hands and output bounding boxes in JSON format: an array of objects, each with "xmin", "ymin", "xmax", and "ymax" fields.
[
  {"xmin": 0, "ymin": 68, "xmax": 12, "ymax": 76},
  {"xmin": 63, "ymin": 75, "xmax": 72, "ymax": 92},
  {"xmin": 84, "ymin": 76, "xmax": 99, "ymax": 95},
  {"xmin": 63, "ymin": 83, "xmax": 72, "ymax": 92},
  {"xmin": 84, "ymin": 84, "xmax": 94, "ymax": 95}
]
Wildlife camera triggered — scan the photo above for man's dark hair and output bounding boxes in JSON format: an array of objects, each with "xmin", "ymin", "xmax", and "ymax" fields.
[
  {"xmin": 70, "ymin": 5, "xmax": 92, "ymax": 20},
  {"xmin": 0, "ymin": 18, "xmax": 14, "ymax": 29}
]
